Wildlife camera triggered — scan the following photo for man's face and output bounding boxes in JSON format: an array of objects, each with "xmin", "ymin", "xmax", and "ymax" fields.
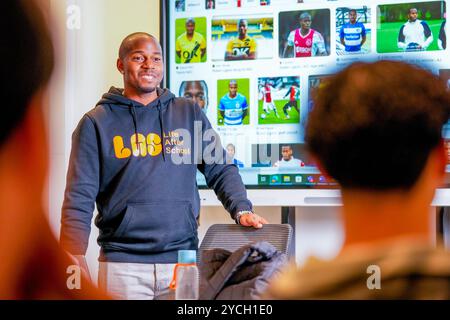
[
  {"xmin": 408, "ymin": 9, "xmax": 418, "ymax": 22},
  {"xmin": 183, "ymin": 82, "xmax": 206, "ymax": 110},
  {"xmin": 300, "ymin": 17, "xmax": 311, "ymax": 31},
  {"xmin": 238, "ymin": 21, "xmax": 248, "ymax": 37},
  {"xmin": 282, "ymin": 146, "xmax": 293, "ymax": 161},
  {"xmin": 118, "ymin": 37, "xmax": 164, "ymax": 96},
  {"xmin": 186, "ymin": 22, "xmax": 195, "ymax": 36},
  {"xmin": 229, "ymin": 83, "xmax": 238, "ymax": 97},
  {"xmin": 349, "ymin": 11, "xmax": 357, "ymax": 24}
]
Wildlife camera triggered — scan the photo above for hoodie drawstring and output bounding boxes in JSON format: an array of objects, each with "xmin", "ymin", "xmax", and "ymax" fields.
[
  {"xmin": 130, "ymin": 105, "xmax": 140, "ymax": 155},
  {"xmin": 157, "ymin": 100, "xmax": 166, "ymax": 162},
  {"xmin": 129, "ymin": 97, "xmax": 166, "ymax": 161}
]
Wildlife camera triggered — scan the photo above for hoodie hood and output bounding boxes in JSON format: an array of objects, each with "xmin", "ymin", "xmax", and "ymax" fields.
[
  {"xmin": 96, "ymin": 86, "xmax": 175, "ymax": 109},
  {"xmin": 96, "ymin": 87, "xmax": 175, "ymax": 161}
]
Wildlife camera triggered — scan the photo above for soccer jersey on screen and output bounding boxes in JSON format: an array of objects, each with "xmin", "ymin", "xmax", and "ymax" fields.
[
  {"xmin": 175, "ymin": 32, "xmax": 206, "ymax": 63},
  {"xmin": 287, "ymin": 28, "xmax": 326, "ymax": 57},
  {"xmin": 219, "ymin": 93, "xmax": 248, "ymax": 125},
  {"xmin": 262, "ymin": 84, "xmax": 273, "ymax": 103},
  {"xmin": 340, "ymin": 22, "xmax": 366, "ymax": 52},
  {"xmin": 286, "ymin": 86, "xmax": 299, "ymax": 101},
  {"xmin": 226, "ymin": 36, "xmax": 256, "ymax": 59},
  {"xmin": 398, "ymin": 19, "xmax": 432, "ymax": 51}
]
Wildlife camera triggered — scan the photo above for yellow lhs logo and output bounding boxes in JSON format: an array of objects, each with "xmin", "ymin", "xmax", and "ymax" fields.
[{"xmin": 113, "ymin": 133, "xmax": 162, "ymax": 159}]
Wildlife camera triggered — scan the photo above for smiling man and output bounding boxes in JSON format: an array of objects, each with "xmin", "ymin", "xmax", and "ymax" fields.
[{"xmin": 60, "ymin": 33, "xmax": 267, "ymax": 300}]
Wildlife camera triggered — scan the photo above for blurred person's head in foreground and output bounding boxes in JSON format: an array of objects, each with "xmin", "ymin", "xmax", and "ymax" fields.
[
  {"xmin": 266, "ymin": 61, "xmax": 450, "ymax": 299},
  {"xmin": 0, "ymin": 0, "xmax": 106, "ymax": 299},
  {"xmin": 306, "ymin": 61, "xmax": 450, "ymax": 211}
]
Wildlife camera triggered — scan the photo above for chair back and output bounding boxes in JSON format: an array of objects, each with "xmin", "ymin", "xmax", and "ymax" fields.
[{"xmin": 199, "ymin": 224, "xmax": 294, "ymax": 258}]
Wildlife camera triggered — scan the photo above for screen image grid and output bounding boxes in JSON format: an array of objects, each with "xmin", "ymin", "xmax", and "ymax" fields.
[{"xmin": 169, "ymin": 0, "xmax": 449, "ymax": 188}]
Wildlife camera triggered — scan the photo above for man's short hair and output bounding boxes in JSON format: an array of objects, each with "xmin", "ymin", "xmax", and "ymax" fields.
[
  {"xmin": 306, "ymin": 61, "xmax": 450, "ymax": 190},
  {"xmin": 1, "ymin": 0, "xmax": 54, "ymax": 147},
  {"xmin": 229, "ymin": 80, "xmax": 237, "ymax": 86},
  {"xmin": 349, "ymin": 9, "xmax": 357, "ymax": 15},
  {"xmin": 299, "ymin": 12, "xmax": 312, "ymax": 21},
  {"xmin": 118, "ymin": 32, "xmax": 158, "ymax": 60},
  {"xmin": 238, "ymin": 19, "xmax": 248, "ymax": 27},
  {"xmin": 186, "ymin": 17, "xmax": 196, "ymax": 25}
]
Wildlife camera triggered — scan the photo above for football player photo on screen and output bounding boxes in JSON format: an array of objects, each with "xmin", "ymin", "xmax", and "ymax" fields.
[
  {"xmin": 257, "ymin": 76, "xmax": 301, "ymax": 125},
  {"xmin": 211, "ymin": 16, "xmax": 274, "ymax": 61},
  {"xmin": 377, "ymin": 1, "xmax": 446, "ymax": 53},
  {"xmin": 336, "ymin": 6, "xmax": 372, "ymax": 55},
  {"xmin": 217, "ymin": 78, "xmax": 250, "ymax": 126},
  {"xmin": 175, "ymin": 17, "xmax": 207, "ymax": 64},
  {"xmin": 279, "ymin": 9, "xmax": 331, "ymax": 58}
]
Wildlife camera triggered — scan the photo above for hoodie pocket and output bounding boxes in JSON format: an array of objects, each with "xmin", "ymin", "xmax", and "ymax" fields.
[{"xmin": 113, "ymin": 201, "xmax": 197, "ymax": 252}]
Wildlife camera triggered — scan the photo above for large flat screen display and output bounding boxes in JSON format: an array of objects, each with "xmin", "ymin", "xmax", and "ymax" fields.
[{"xmin": 165, "ymin": 0, "xmax": 449, "ymax": 190}]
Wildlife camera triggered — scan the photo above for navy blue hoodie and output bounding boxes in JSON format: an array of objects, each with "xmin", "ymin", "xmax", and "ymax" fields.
[{"xmin": 60, "ymin": 87, "xmax": 252, "ymax": 263}]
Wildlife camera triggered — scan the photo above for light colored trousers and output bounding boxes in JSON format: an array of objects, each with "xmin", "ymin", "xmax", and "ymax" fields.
[{"xmin": 98, "ymin": 262, "xmax": 176, "ymax": 300}]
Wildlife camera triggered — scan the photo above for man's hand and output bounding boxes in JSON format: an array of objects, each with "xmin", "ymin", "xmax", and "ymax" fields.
[{"xmin": 239, "ymin": 213, "xmax": 268, "ymax": 229}]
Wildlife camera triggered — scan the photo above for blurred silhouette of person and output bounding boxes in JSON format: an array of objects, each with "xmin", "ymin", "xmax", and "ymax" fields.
[
  {"xmin": 266, "ymin": 61, "xmax": 450, "ymax": 299},
  {"xmin": 0, "ymin": 0, "xmax": 107, "ymax": 299}
]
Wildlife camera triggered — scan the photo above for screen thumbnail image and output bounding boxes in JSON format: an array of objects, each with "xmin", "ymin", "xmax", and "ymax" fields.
[
  {"xmin": 257, "ymin": 76, "xmax": 300, "ymax": 125},
  {"xmin": 307, "ymin": 74, "xmax": 331, "ymax": 127},
  {"xmin": 377, "ymin": 1, "xmax": 446, "ymax": 53},
  {"xmin": 251, "ymin": 143, "xmax": 310, "ymax": 168},
  {"xmin": 224, "ymin": 142, "xmax": 245, "ymax": 168},
  {"xmin": 214, "ymin": 0, "xmax": 271, "ymax": 8},
  {"xmin": 206, "ymin": 0, "xmax": 215, "ymax": 9},
  {"xmin": 279, "ymin": 9, "xmax": 331, "ymax": 58},
  {"xmin": 211, "ymin": 16, "xmax": 274, "ymax": 61},
  {"xmin": 175, "ymin": 0, "xmax": 185, "ymax": 12},
  {"xmin": 217, "ymin": 78, "xmax": 250, "ymax": 126},
  {"xmin": 336, "ymin": 6, "xmax": 371, "ymax": 55},
  {"xmin": 178, "ymin": 80, "xmax": 209, "ymax": 113},
  {"xmin": 175, "ymin": 17, "xmax": 207, "ymax": 64}
]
